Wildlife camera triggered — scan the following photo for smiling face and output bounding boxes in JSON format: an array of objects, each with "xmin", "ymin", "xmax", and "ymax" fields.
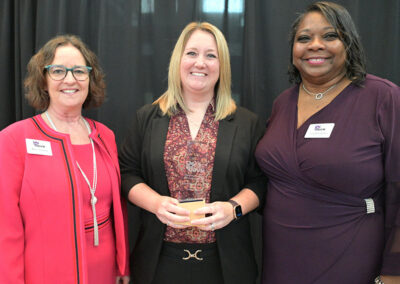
[
  {"xmin": 46, "ymin": 44, "xmax": 89, "ymax": 113},
  {"xmin": 180, "ymin": 29, "xmax": 220, "ymax": 99},
  {"xmin": 292, "ymin": 11, "xmax": 347, "ymax": 84}
]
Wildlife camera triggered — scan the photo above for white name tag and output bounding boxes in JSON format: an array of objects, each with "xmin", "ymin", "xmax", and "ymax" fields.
[
  {"xmin": 304, "ymin": 123, "xmax": 335, "ymax": 138},
  {"xmin": 26, "ymin": 139, "xmax": 53, "ymax": 156}
]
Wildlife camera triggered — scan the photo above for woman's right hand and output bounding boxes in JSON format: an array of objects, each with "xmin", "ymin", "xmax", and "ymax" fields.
[
  {"xmin": 127, "ymin": 183, "xmax": 190, "ymax": 228},
  {"xmin": 154, "ymin": 196, "xmax": 191, "ymax": 228}
]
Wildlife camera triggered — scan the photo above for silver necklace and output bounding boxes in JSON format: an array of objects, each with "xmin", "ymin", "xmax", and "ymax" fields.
[
  {"xmin": 44, "ymin": 111, "xmax": 99, "ymax": 246},
  {"xmin": 302, "ymin": 81, "xmax": 339, "ymax": 100}
]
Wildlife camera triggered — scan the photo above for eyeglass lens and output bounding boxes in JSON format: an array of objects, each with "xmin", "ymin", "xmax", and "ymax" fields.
[{"xmin": 48, "ymin": 65, "xmax": 90, "ymax": 81}]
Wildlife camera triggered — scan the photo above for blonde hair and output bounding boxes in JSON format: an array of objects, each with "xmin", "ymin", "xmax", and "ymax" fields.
[{"xmin": 154, "ymin": 22, "xmax": 236, "ymax": 120}]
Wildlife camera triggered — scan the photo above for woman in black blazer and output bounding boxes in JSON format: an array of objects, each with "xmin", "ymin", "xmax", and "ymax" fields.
[{"xmin": 119, "ymin": 22, "xmax": 267, "ymax": 284}]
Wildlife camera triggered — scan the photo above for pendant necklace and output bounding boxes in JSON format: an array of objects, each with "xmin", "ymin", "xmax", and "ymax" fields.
[
  {"xmin": 45, "ymin": 111, "xmax": 99, "ymax": 246},
  {"xmin": 302, "ymin": 81, "xmax": 339, "ymax": 100}
]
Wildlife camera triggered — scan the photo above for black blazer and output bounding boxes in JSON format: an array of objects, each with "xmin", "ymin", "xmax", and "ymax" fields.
[{"xmin": 119, "ymin": 104, "xmax": 267, "ymax": 284}]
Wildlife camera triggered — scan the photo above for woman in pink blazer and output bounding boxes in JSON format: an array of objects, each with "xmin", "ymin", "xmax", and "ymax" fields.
[{"xmin": 0, "ymin": 35, "xmax": 129, "ymax": 284}]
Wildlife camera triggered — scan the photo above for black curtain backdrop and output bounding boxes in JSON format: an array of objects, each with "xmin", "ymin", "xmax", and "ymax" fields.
[
  {"xmin": 2, "ymin": 0, "xmax": 399, "ymax": 135},
  {"xmin": 1, "ymin": 0, "xmax": 399, "ymax": 282}
]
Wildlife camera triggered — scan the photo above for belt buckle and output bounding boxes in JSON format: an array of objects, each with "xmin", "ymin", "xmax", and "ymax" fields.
[{"xmin": 182, "ymin": 249, "xmax": 203, "ymax": 261}]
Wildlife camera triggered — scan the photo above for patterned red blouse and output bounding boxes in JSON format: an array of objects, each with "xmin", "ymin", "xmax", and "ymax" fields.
[{"xmin": 163, "ymin": 104, "xmax": 219, "ymax": 243}]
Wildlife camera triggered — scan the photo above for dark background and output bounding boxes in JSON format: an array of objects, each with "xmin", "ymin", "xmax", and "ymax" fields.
[
  {"xmin": 1, "ymin": 0, "xmax": 399, "ymax": 281},
  {"xmin": 2, "ymin": 0, "xmax": 399, "ymax": 137}
]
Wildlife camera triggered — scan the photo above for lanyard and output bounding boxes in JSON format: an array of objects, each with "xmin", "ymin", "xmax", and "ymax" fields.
[{"xmin": 45, "ymin": 111, "xmax": 99, "ymax": 246}]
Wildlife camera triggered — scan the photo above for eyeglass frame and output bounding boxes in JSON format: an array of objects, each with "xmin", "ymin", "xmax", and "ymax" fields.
[{"xmin": 44, "ymin": 64, "xmax": 92, "ymax": 81}]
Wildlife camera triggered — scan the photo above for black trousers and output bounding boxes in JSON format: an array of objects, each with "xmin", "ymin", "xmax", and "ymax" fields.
[{"xmin": 151, "ymin": 242, "xmax": 224, "ymax": 284}]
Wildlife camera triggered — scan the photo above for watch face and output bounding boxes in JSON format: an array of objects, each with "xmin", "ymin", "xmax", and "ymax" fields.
[{"xmin": 234, "ymin": 205, "xmax": 243, "ymax": 218}]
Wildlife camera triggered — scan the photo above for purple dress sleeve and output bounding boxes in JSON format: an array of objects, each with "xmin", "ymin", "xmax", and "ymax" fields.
[{"xmin": 379, "ymin": 81, "xmax": 400, "ymax": 274}]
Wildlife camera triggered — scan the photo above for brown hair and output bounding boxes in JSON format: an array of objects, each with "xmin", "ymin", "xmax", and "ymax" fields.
[{"xmin": 24, "ymin": 34, "xmax": 106, "ymax": 110}]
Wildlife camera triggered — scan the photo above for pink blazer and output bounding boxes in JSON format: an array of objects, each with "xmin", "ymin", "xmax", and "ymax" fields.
[{"xmin": 0, "ymin": 115, "xmax": 128, "ymax": 284}]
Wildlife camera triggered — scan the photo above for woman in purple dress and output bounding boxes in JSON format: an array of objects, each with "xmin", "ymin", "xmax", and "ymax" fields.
[{"xmin": 255, "ymin": 2, "xmax": 400, "ymax": 284}]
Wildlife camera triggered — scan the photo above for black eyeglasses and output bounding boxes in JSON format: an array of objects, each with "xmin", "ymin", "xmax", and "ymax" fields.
[{"xmin": 44, "ymin": 65, "xmax": 92, "ymax": 81}]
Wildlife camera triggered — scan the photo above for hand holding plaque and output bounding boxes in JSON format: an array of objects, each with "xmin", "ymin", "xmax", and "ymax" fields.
[{"xmin": 174, "ymin": 199, "xmax": 205, "ymax": 227}]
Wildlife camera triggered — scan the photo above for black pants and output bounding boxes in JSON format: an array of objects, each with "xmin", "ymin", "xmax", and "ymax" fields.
[{"xmin": 152, "ymin": 242, "xmax": 224, "ymax": 284}]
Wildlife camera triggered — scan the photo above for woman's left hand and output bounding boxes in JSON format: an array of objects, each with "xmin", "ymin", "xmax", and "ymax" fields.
[
  {"xmin": 116, "ymin": 275, "xmax": 130, "ymax": 284},
  {"xmin": 380, "ymin": 275, "xmax": 400, "ymax": 284},
  {"xmin": 190, "ymin": 201, "xmax": 235, "ymax": 231}
]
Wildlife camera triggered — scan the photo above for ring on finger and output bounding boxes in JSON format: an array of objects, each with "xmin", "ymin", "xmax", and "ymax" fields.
[{"xmin": 211, "ymin": 223, "xmax": 214, "ymax": 231}]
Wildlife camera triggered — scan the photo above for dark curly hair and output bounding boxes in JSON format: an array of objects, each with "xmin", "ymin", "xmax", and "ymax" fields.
[
  {"xmin": 24, "ymin": 34, "xmax": 106, "ymax": 110},
  {"xmin": 288, "ymin": 1, "xmax": 366, "ymax": 86}
]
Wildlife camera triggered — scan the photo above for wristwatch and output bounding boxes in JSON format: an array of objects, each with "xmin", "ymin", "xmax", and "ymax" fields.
[
  {"xmin": 228, "ymin": 200, "xmax": 242, "ymax": 220},
  {"xmin": 374, "ymin": 276, "xmax": 385, "ymax": 284}
]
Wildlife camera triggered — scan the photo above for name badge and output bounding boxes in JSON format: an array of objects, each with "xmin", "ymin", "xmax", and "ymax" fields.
[
  {"xmin": 304, "ymin": 123, "xmax": 335, "ymax": 138},
  {"xmin": 26, "ymin": 139, "xmax": 53, "ymax": 156}
]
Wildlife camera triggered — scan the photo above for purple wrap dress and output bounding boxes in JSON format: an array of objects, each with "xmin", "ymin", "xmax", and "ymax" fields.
[{"xmin": 255, "ymin": 75, "xmax": 400, "ymax": 284}]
